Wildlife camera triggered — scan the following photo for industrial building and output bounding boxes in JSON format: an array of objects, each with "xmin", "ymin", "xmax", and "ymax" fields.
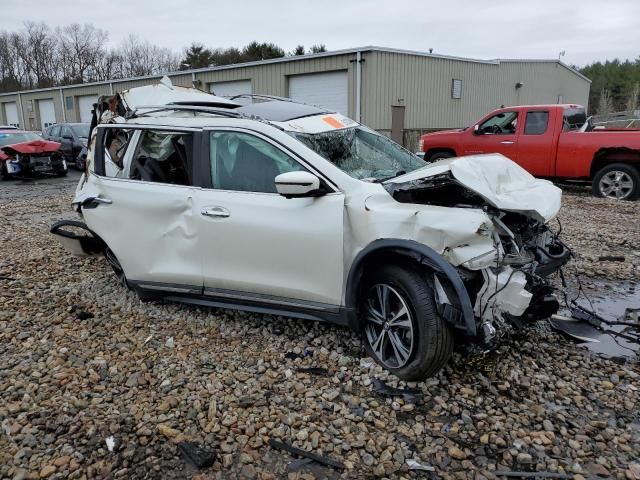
[{"xmin": 0, "ymin": 46, "xmax": 591, "ymax": 149}]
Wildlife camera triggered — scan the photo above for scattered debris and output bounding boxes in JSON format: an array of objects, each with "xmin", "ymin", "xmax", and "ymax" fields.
[
  {"xmin": 143, "ymin": 334, "xmax": 153, "ymax": 345},
  {"xmin": 549, "ymin": 315, "xmax": 601, "ymax": 343},
  {"xmin": 285, "ymin": 352, "xmax": 303, "ymax": 360},
  {"xmin": 157, "ymin": 424, "xmax": 185, "ymax": 443},
  {"xmin": 406, "ymin": 459, "xmax": 435, "ymax": 471},
  {"xmin": 105, "ymin": 436, "xmax": 115, "ymax": 452},
  {"xmin": 76, "ymin": 310, "xmax": 94, "ymax": 320},
  {"xmin": 165, "ymin": 336, "xmax": 175, "ymax": 348},
  {"xmin": 268, "ymin": 438, "xmax": 345, "ymax": 470},
  {"xmin": 395, "ymin": 433, "xmax": 417, "ymax": 452},
  {"xmin": 296, "ymin": 367, "xmax": 330, "ymax": 376},
  {"xmin": 177, "ymin": 441, "xmax": 216, "ymax": 469},
  {"xmin": 495, "ymin": 471, "xmax": 573, "ymax": 479},
  {"xmin": 371, "ymin": 378, "xmax": 422, "ymax": 403},
  {"xmin": 598, "ymin": 255, "xmax": 625, "ymax": 262},
  {"xmin": 359, "ymin": 357, "xmax": 375, "ymax": 368}
]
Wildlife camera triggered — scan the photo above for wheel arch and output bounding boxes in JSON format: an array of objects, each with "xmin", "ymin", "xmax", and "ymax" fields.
[
  {"xmin": 345, "ymin": 239, "xmax": 476, "ymax": 336},
  {"xmin": 590, "ymin": 147, "xmax": 640, "ymax": 177}
]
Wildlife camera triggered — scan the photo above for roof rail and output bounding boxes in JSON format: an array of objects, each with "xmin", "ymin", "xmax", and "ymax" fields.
[
  {"xmin": 228, "ymin": 93, "xmax": 295, "ymax": 103},
  {"xmin": 131, "ymin": 104, "xmax": 244, "ymax": 119}
]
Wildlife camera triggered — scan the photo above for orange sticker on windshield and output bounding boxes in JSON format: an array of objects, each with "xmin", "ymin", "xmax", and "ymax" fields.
[{"xmin": 322, "ymin": 116, "xmax": 344, "ymax": 129}]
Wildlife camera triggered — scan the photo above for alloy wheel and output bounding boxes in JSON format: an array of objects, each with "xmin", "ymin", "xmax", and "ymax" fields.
[
  {"xmin": 599, "ymin": 170, "xmax": 634, "ymax": 199},
  {"xmin": 364, "ymin": 283, "xmax": 415, "ymax": 369}
]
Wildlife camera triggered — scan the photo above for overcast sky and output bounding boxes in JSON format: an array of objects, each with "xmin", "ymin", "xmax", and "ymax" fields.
[{"xmin": 1, "ymin": 0, "xmax": 638, "ymax": 67}]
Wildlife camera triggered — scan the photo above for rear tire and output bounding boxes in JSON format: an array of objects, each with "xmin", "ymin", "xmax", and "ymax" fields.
[
  {"xmin": 592, "ymin": 163, "xmax": 640, "ymax": 200},
  {"xmin": 104, "ymin": 248, "xmax": 131, "ymax": 290},
  {"xmin": 426, "ymin": 151, "xmax": 454, "ymax": 162},
  {"xmin": 360, "ymin": 263, "xmax": 453, "ymax": 380}
]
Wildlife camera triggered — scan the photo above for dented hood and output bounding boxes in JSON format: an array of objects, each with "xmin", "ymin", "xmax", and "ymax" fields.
[
  {"xmin": 0, "ymin": 139, "xmax": 60, "ymax": 157},
  {"xmin": 387, "ymin": 154, "xmax": 562, "ymax": 222},
  {"xmin": 119, "ymin": 76, "xmax": 239, "ymax": 112}
]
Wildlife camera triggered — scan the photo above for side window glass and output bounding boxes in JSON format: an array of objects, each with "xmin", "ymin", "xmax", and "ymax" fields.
[
  {"xmin": 61, "ymin": 127, "xmax": 73, "ymax": 138},
  {"xmin": 102, "ymin": 127, "xmax": 134, "ymax": 178},
  {"xmin": 209, "ymin": 131, "xmax": 306, "ymax": 193},
  {"xmin": 479, "ymin": 112, "xmax": 518, "ymax": 135},
  {"xmin": 129, "ymin": 130, "xmax": 193, "ymax": 186},
  {"xmin": 524, "ymin": 111, "xmax": 549, "ymax": 135},
  {"xmin": 50, "ymin": 126, "xmax": 60, "ymax": 137}
]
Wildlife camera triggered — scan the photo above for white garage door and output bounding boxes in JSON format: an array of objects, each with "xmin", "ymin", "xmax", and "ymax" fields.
[
  {"xmin": 209, "ymin": 80, "xmax": 252, "ymax": 105},
  {"xmin": 3, "ymin": 102, "xmax": 19, "ymax": 127},
  {"xmin": 38, "ymin": 99, "xmax": 56, "ymax": 130},
  {"xmin": 289, "ymin": 71, "xmax": 348, "ymax": 116},
  {"xmin": 78, "ymin": 95, "xmax": 98, "ymax": 123}
]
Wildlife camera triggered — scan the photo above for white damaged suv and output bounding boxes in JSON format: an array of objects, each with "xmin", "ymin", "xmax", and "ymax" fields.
[{"xmin": 52, "ymin": 78, "xmax": 569, "ymax": 380}]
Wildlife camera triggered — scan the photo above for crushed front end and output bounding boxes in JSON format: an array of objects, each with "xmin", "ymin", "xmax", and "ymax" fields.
[{"xmin": 384, "ymin": 154, "xmax": 571, "ymax": 346}]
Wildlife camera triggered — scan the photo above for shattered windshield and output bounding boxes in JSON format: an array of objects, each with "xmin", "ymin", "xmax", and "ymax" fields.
[{"xmin": 289, "ymin": 126, "xmax": 425, "ymax": 181}]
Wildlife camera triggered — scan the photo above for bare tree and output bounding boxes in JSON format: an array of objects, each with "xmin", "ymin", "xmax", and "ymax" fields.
[
  {"xmin": 626, "ymin": 82, "xmax": 640, "ymax": 112},
  {"xmin": 57, "ymin": 23, "xmax": 108, "ymax": 83},
  {"xmin": 21, "ymin": 22, "xmax": 59, "ymax": 88},
  {"xmin": 118, "ymin": 35, "xmax": 180, "ymax": 77},
  {"xmin": 597, "ymin": 88, "xmax": 614, "ymax": 117}
]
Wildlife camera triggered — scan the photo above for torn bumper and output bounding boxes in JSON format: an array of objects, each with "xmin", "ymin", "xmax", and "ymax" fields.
[{"xmin": 50, "ymin": 220, "xmax": 105, "ymax": 256}]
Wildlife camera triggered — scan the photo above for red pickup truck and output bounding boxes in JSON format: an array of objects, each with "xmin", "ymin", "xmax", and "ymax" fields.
[{"xmin": 418, "ymin": 104, "xmax": 640, "ymax": 200}]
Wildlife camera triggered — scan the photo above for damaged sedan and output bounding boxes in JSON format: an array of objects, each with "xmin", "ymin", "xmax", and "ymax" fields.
[
  {"xmin": 1, "ymin": 129, "xmax": 68, "ymax": 179},
  {"xmin": 51, "ymin": 79, "xmax": 570, "ymax": 379}
]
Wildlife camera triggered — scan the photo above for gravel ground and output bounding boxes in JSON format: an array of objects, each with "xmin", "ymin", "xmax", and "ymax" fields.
[{"xmin": 0, "ymin": 181, "xmax": 639, "ymax": 480}]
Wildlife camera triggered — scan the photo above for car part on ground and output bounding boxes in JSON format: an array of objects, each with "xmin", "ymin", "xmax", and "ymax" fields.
[{"xmin": 51, "ymin": 79, "xmax": 570, "ymax": 380}]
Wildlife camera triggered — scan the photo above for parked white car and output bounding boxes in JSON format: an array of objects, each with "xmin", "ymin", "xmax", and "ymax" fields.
[{"xmin": 52, "ymin": 78, "xmax": 570, "ymax": 379}]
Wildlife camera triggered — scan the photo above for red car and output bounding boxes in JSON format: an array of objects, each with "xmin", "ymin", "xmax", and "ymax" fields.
[
  {"xmin": 0, "ymin": 129, "xmax": 67, "ymax": 180},
  {"xmin": 419, "ymin": 105, "xmax": 640, "ymax": 200}
]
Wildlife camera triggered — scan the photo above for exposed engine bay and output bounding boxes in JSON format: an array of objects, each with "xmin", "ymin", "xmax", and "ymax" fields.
[{"xmin": 385, "ymin": 170, "xmax": 570, "ymax": 345}]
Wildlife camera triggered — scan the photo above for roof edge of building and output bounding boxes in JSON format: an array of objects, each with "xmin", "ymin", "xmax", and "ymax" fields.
[{"xmin": 0, "ymin": 46, "xmax": 590, "ymax": 98}]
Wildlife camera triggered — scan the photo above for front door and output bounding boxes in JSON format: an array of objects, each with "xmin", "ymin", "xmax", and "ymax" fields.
[
  {"xmin": 515, "ymin": 109, "xmax": 553, "ymax": 176},
  {"xmin": 196, "ymin": 129, "xmax": 344, "ymax": 305},
  {"xmin": 463, "ymin": 110, "xmax": 519, "ymax": 160}
]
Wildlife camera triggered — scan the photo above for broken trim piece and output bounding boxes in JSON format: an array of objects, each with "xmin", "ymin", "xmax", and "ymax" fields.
[
  {"xmin": 268, "ymin": 439, "xmax": 345, "ymax": 470},
  {"xmin": 50, "ymin": 220, "xmax": 105, "ymax": 256}
]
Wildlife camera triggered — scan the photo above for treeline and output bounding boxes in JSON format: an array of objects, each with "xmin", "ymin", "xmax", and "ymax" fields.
[
  {"xmin": 0, "ymin": 22, "xmax": 326, "ymax": 93},
  {"xmin": 578, "ymin": 58, "xmax": 640, "ymax": 114},
  {"xmin": 0, "ymin": 23, "xmax": 180, "ymax": 92}
]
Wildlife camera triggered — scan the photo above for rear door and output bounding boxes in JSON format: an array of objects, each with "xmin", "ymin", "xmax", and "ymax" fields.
[
  {"xmin": 515, "ymin": 108, "xmax": 554, "ymax": 176},
  {"xmin": 462, "ymin": 110, "xmax": 519, "ymax": 159},
  {"xmin": 80, "ymin": 125, "xmax": 203, "ymax": 291}
]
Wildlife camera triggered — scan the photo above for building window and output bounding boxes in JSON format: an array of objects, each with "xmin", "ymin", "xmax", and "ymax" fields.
[
  {"xmin": 451, "ymin": 79, "xmax": 462, "ymax": 99},
  {"xmin": 66, "ymin": 96, "xmax": 74, "ymax": 111}
]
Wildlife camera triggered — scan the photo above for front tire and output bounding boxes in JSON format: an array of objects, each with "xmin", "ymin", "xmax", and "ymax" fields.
[
  {"xmin": 361, "ymin": 264, "xmax": 453, "ymax": 380},
  {"xmin": 592, "ymin": 163, "xmax": 640, "ymax": 200}
]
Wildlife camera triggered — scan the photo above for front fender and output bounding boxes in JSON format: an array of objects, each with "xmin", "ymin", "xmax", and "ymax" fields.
[{"xmin": 345, "ymin": 239, "xmax": 476, "ymax": 336}]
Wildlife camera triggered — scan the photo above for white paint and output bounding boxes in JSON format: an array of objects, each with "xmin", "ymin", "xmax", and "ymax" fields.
[
  {"xmin": 38, "ymin": 99, "xmax": 56, "ymax": 130},
  {"xmin": 78, "ymin": 95, "xmax": 98, "ymax": 123},
  {"xmin": 105, "ymin": 436, "xmax": 115, "ymax": 452},
  {"xmin": 209, "ymin": 80, "xmax": 252, "ymax": 105},
  {"xmin": 3, "ymin": 102, "xmax": 19, "ymax": 127},
  {"xmin": 121, "ymin": 76, "xmax": 239, "ymax": 113},
  {"xmin": 289, "ymin": 71, "xmax": 348, "ymax": 116}
]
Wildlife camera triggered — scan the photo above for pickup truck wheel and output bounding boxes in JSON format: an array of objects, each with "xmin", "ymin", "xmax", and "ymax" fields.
[
  {"xmin": 427, "ymin": 151, "xmax": 454, "ymax": 162},
  {"xmin": 592, "ymin": 163, "xmax": 640, "ymax": 200},
  {"xmin": 361, "ymin": 264, "xmax": 453, "ymax": 380}
]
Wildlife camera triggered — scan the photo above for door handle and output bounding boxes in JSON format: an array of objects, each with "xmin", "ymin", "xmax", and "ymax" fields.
[
  {"xmin": 81, "ymin": 195, "xmax": 112, "ymax": 209},
  {"xmin": 500, "ymin": 141, "xmax": 515, "ymax": 145},
  {"xmin": 201, "ymin": 206, "xmax": 230, "ymax": 218}
]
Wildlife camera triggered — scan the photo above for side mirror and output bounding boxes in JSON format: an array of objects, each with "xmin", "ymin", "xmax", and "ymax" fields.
[
  {"xmin": 62, "ymin": 135, "xmax": 73, "ymax": 141},
  {"xmin": 473, "ymin": 125, "xmax": 480, "ymax": 134},
  {"xmin": 275, "ymin": 171, "xmax": 322, "ymax": 198}
]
